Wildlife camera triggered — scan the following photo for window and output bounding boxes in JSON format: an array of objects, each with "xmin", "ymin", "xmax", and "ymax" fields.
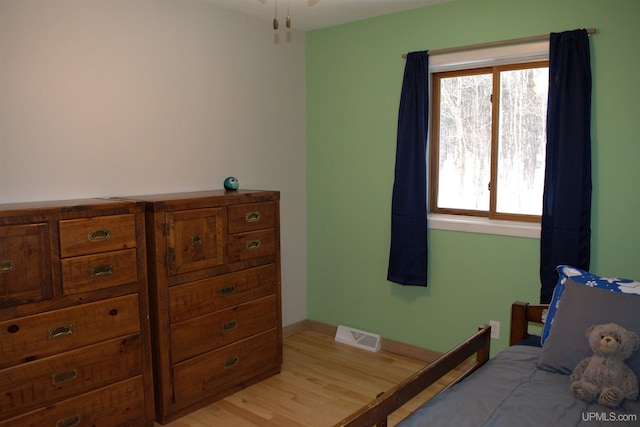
[{"xmin": 429, "ymin": 61, "xmax": 549, "ymax": 223}]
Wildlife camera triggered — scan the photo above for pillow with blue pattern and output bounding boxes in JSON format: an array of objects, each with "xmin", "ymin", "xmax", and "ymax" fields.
[{"xmin": 540, "ymin": 265, "xmax": 640, "ymax": 345}]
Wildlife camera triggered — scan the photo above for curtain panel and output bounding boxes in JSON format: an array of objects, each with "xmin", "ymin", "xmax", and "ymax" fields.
[
  {"xmin": 388, "ymin": 51, "xmax": 429, "ymax": 286},
  {"xmin": 540, "ymin": 29, "xmax": 592, "ymax": 303}
]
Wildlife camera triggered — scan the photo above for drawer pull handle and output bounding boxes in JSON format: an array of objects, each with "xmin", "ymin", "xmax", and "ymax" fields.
[
  {"xmin": 90, "ymin": 264, "xmax": 113, "ymax": 278},
  {"xmin": 52, "ymin": 369, "xmax": 77, "ymax": 385},
  {"xmin": 246, "ymin": 239, "xmax": 261, "ymax": 250},
  {"xmin": 48, "ymin": 324, "xmax": 73, "ymax": 340},
  {"xmin": 224, "ymin": 355, "xmax": 240, "ymax": 369},
  {"xmin": 220, "ymin": 285, "xmax": 236, "ymax": 297},
  {"xmin": 191, "ymin": 234, "xmax": 203, "ymax": 246},
  {"xmin": 88, "ymin": 228, "xmax": 111, "ymax": 242},
  {"xmin": 221, "ymin": 320, "xmax": 238, "ymax": 332},
  {"xmin": 56, "ymin": 415, "xmax": 81, "ymax": 427},
  {"xmin": 0, "ymin": 260, "xmax": 13, "ymax": 273},
  {"xmin": 245, "ymin": 211, "xmax": 261, "ymax": 222}
]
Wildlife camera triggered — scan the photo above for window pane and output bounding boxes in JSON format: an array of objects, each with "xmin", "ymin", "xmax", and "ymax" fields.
[
  {"xmin": 496, "ymin": 67, "xmax": 548, "ymax": 215},
  {"xmin": 437, "ymin": 73, "xmax": 492, "ymax": 211}
]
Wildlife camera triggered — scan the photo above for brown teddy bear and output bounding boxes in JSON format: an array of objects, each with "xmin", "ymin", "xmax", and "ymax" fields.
[{"xmin": 570, "ymin": 323, "xmax": 640, "ymax": 407}]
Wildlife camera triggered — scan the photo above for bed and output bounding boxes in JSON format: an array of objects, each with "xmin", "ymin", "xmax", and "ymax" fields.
[{"xmin": 334, "ymin": 266, "xmax": 640, "ymax": 427}]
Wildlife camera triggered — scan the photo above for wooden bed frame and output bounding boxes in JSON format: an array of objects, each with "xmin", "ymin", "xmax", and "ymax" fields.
[{"xmin": 334, "ymin": 301, "xmax": 548, "ymax": 427}]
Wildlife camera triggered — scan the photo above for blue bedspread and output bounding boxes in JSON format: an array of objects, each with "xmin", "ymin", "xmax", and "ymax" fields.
[{"xmin": 398, "ymin": 345, "xmax": 640, "ymax": 426}]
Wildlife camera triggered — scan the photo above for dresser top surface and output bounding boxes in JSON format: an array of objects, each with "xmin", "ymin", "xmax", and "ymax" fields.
[
  {"xmin": 122, "ymin": 189, "xmax": 279, "ymax": 210},
  {"xmin": 0, "ymin": 198, "xmax": 138, "ymax": 222}
]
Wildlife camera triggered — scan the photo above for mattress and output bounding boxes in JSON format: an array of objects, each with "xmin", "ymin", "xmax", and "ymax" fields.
[{"xmin": 398, "ymin": 345, "xmax": 640, "ymax": 426}]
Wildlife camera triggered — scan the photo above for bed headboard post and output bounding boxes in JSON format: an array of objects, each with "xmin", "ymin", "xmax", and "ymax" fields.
[
  {"xmin": 510, "ymin": 301, "xmax": 548, "ymax": 346},
  {"xmin": 510, "ymin": 301, "xmax": 530, "ymax": 345}
]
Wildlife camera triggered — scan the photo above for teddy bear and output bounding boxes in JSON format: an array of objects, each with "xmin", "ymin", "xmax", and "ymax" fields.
[{"xmin": 570, "ymin": 323, "xmax": 640, "ymax": 407}]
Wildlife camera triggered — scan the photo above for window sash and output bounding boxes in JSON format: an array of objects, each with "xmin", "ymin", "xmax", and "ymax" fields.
[{"xmin": 429, "ymin": 61, "xmax": 548, "ymax": 223}]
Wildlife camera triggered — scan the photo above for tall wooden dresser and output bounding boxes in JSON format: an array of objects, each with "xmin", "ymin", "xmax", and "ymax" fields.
[
  {"xmin": 0, "ymin": 199, "xmax": 155, "ymax": 426},
  {"xmin": 129, "ymin": 190, "xmax": 282, "ymax": 423}
]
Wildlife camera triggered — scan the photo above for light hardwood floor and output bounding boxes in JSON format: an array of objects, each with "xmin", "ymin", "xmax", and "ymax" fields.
[{"xmin": 156, "ymin": 330, "xmax": 461, "ymax": 427}]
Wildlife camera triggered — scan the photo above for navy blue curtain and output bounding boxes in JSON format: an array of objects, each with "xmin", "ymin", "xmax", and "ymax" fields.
[
  {"xmin": 388, "ymin": 51, "xmax": 429, "ymax": 286},
  {"xmin": 540, "ymin": 29, "xmax": 592, "ymax": 303}
]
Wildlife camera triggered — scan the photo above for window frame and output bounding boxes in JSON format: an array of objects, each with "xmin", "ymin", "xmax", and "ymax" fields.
[{"xmin": 429, "ymin": 60, "xmax": 549, "ymax": 224}]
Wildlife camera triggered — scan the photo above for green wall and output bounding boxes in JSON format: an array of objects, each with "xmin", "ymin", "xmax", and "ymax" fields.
[{"xmin": 306, "ymin": 0, "xmax": 640, "ymax": 355}]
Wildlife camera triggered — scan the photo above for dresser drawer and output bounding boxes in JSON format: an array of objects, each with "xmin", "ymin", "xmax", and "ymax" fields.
[
  {"xmin": 168, "ymin": 264, "xmax": 277, "ymax": 323},
  {"xmin": 228, "ymin": 201, "xmax": 276, "ymax": 234},
  {"xmin": 0, "ymin": 294, "xmax": 140, "ymax": 370},
  {"xmin": 172, "ymin": 329, "xmax": 279, "ymax": 407},
  {"xmin": 59, "ymin": 214, "xmax": 136, "ymax": 258},
  {"xmin": 170, "ymin": 295, "xmax": 277, "ymax": 363},
  {"xmin": 61, "ymin": 249, "xmax": 138, "ymax": 295},
  {"xmin": 0, "ymin": 223, "xmax": 51, "ymax": 307},
  {"xmin": 0, "ymin": 334, "xmax": 142, "ymax": 420},
  {"xmin": 0, "ymin": 376, "xmax": 147, "ymax": 427},
  {"xmin": 227, "ymin": 229, "xmax": 276, "ymax": 263}
]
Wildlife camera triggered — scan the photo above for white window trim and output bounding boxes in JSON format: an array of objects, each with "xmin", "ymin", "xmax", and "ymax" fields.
[
  {"xmin": 427, "ymin": 41, "xmax": 548, "ymax": 239},
  {"xmin": 430, "ymin": 41, "xmax": 549, "ymax": 72},
  {"xmin": 428, "ymin": 214, "xmax": 541, "ymax": 239}
]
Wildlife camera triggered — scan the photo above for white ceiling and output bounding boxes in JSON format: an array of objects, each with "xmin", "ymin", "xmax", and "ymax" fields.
[{"xmin": 205, "ymin": 0, "xmax": 454, "ymax": 31}]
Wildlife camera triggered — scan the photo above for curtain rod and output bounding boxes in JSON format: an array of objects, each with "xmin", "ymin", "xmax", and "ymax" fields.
[{"xmin": 401, "ymin": 28, "xmax": 596, "ymax": 58}]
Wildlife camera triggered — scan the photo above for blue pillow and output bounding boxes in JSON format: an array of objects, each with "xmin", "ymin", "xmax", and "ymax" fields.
[
  {"xmin": 540, "ymin": 265, "xmax": 640, "ymax": 345},
  {"xmin": 538, "ymin": 278, "xmax": 640, "ymax": 376}
]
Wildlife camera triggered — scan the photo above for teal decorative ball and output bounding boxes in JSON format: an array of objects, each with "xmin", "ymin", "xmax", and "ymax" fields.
[{"xmin": 224, "ymin": 176, "xmax": 239, "ymax": 191}]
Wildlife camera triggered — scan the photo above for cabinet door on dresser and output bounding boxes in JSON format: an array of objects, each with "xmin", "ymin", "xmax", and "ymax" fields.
[
  {"xmin": 166, "ymin": 207, "xmax": 225, "ymax": 276},
  {"xmin": 0, "ymin": 223, "xmax": 51, "ymax": 307},
  {"xmin": 134, "ymin": 190, "xmax": 282, "ymax": 424},
  {"xmin": 0, "ymin": 200, "xmax": 155, "ymax": 427}
]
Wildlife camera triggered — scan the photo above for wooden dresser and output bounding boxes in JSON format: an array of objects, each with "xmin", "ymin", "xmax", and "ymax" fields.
[
  {"xmin": 129, "ymin": 190, "xmax": 282, "ymax": 423},
  {"xmin": 0, "ymin": 199, "xmax": 155, "ymax": 426}
]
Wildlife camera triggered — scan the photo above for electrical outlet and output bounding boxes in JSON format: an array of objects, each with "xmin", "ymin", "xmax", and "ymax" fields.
[{"xmin": 489, "ymin": 320, "xmax": 500, "ymax": 340}]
